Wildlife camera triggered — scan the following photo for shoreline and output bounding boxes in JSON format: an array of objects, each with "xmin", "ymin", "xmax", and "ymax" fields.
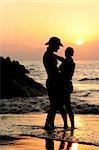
[{"xmin": 0, "ymin": 113, "xmax": 99, "ymax": 150}]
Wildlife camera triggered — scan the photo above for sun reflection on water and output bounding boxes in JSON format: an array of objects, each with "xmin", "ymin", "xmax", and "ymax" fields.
[
  {"xmin": 75, "ymin": 116, "xmax": 83, "ymax": 127},
  {"xmin": 71, "ymin": 143, "xmax": 78, "ymax": 150}
]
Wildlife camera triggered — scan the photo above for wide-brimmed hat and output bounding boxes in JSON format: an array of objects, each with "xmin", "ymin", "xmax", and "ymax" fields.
[{"xmin": 45, "ymin": 37, "xmax": 63, "ymax": 46}]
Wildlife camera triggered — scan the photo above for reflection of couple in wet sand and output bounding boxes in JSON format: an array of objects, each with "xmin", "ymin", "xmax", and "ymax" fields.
[
  {"xmin": 45, "ymin": 129, "xmax": 74, "ymax": 150},
  {"xmin": 43, "ymin": 37, "xmax": 75, "ymax": 130}
]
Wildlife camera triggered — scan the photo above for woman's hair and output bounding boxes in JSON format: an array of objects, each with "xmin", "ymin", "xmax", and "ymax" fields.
[{"xmin": 65, "ymin": 47, "xmax": 74, "ymax": 57}]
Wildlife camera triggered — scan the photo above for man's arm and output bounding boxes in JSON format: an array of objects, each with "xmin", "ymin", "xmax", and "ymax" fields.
[{"xmin": 53, "ymin": 54, "xmax": 65, "ymax": 62}]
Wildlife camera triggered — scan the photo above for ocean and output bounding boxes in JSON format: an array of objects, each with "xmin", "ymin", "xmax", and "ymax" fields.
[
  {"xmin": 0, "ymin": 60, "xmax": 99, "ymax": 148},
  {"xmin": 20, "ymin": 60, "xmax": 99, "ymax": 114}
]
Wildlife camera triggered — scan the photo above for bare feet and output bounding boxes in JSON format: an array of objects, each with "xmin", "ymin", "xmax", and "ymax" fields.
[
  {"xmin": 64, "ymin": 125, "xmax": 69, "ymax": 130},
  {"xmin": 44, "ymin": 125, "xmax": 55, "ymax": 131},
  {"xmin": 71, "ymin": 126, "xmax": 76, "ymax": 130}
]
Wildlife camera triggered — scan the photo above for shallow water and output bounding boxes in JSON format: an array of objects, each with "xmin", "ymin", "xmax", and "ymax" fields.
[{"xmin": 0, "ymin": 113, "xmax": 99, "ymax": 147}]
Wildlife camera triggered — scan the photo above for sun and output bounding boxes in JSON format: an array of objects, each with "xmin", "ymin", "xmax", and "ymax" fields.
[{"xmin": 75, "ymin": 39, "xmax": 84, "ymax": 45}]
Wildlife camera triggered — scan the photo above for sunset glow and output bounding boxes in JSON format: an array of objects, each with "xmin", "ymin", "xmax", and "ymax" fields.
[
  {"xmin": 0, "ymin": 0, "xmax": 99, "ymax": 60},
  {"xmin": 75, "ymin": 39, "xmax": 84, "ymax": 45}
]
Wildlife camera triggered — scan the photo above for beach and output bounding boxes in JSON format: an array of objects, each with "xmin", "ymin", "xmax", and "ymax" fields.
[
  {"xmin": 0, "ymin": 0, "xmax": 99, "ymax": 149},
  {"xmin": 0, "ymin": 113, "xmax": 99, "ymax": 150}
]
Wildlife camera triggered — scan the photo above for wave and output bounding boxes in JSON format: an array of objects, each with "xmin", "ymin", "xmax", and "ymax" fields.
[
  {"xmin": 79, "ymin": 77, "xmax": 99, "ymax": 81},
  {"xmin": 0, "ymin": 96, "xmax": 99, "ymax": 114},
  {"xmin": 72, "ymin": 102, "xmax": 99, "ymax": 114}
]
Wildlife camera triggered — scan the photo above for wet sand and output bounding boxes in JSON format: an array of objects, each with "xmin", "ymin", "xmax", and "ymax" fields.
[
  {"xmin": 0, "ymin": 113, "xmax": 99, "ymax": 150},
  {"xmin": 0, "ymin": 136, "xmax": 99, "ymax": 150}
]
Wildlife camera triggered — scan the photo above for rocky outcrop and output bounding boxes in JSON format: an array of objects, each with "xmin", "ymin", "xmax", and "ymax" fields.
[{"xmin": 0, "ymin": 57, "xmax": 47, "ymax": 98}]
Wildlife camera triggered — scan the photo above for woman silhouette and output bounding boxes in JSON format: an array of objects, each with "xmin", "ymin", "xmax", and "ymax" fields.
[{"xmin": 55, "ymin": 47, "xmax": 75, "ymax": 128}]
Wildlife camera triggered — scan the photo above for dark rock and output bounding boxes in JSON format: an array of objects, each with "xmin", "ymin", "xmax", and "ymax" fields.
[{"xmin": 0, "ymin": 57, "xmax": 47, "ymax": 98}]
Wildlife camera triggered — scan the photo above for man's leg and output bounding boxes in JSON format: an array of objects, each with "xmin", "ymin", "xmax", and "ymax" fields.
[{"xmin": 45, "ymin": 102, "xmax": 56, "ymax": 129}]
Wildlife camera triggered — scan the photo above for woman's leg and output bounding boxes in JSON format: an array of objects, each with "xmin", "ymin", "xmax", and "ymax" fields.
[
  {"xmin": 59, "ymin": 104, "xmax": 68, "ymax": 129},
  {"xmin": 65, "ymin": 94, "xmax": 74, "ymax": 128}
]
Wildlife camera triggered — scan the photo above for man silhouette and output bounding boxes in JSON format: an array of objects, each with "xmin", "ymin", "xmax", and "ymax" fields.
[{"xmin": 43, "ymin": 37, "xmax": 67, "ymax": 130}]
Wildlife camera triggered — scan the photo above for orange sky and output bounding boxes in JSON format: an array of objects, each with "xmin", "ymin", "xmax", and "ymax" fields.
[{"xmin": 0, "ymin": 0, "xmax": 99, "ymax": 60}]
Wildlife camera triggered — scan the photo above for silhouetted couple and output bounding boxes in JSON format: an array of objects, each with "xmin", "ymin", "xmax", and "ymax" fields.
[{"xmin": 43, "ymin": 37, "xmax": 75, "ymax": 130}]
